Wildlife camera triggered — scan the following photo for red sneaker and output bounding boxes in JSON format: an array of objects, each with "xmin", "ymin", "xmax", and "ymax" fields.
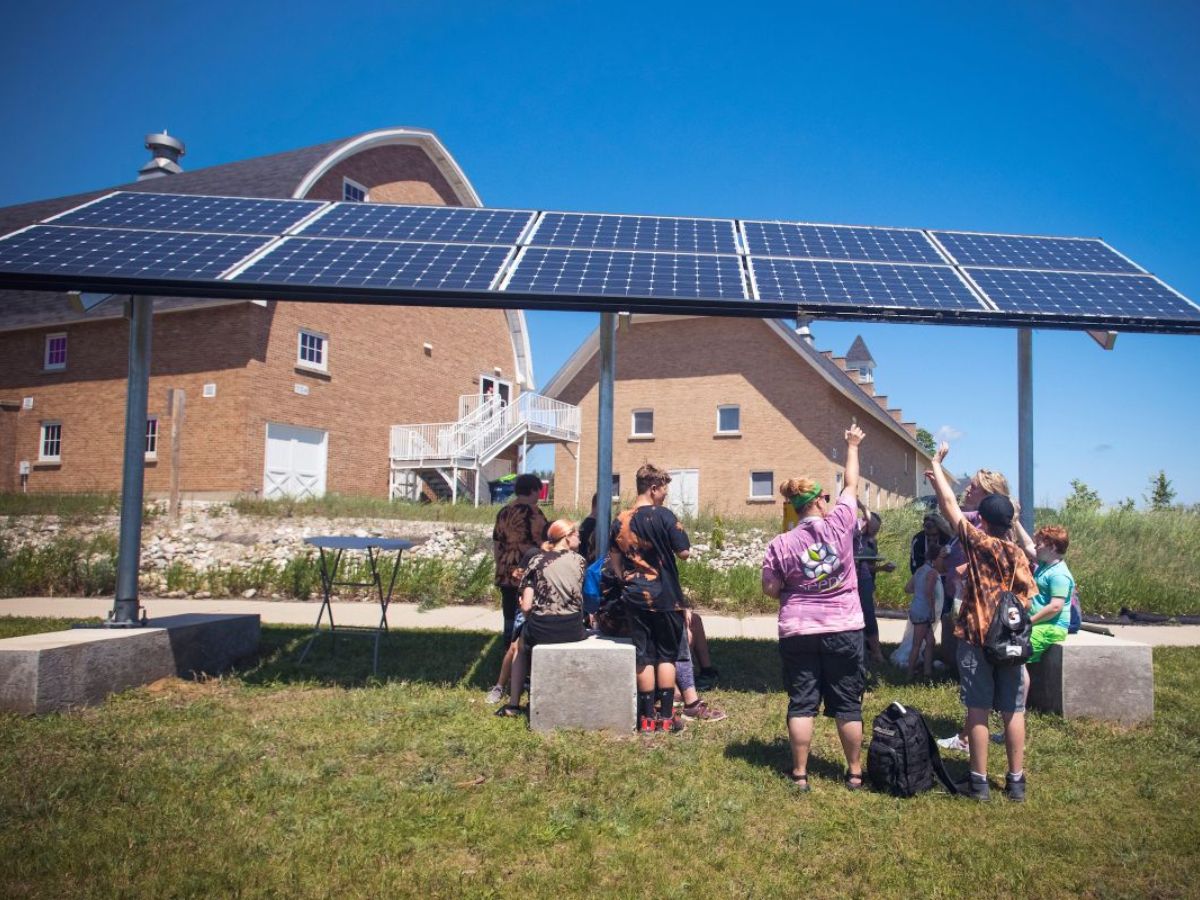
[
  {"xmin": 657, "ymin": 715, "xmax": 686, "ymax": 734},
  {"xmin": 638, "ymin": 715, "xmax": 657, "ymax": 734}
]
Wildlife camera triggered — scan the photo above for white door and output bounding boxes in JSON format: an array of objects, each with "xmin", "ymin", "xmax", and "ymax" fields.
[
  {"xmin": 263, "ymin": 423, "xmax": 328, "ymax": 499},
  {"xmin": 667, "ymin": 468, "xmax": 699, "ymax": 519}
]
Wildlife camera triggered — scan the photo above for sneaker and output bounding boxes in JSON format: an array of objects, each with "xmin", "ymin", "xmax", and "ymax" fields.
[
  {"xmin": 638, "ymin": 715, "xmax": 658, "ymax": 735},
  {"xmin": 958, "ymin": 773, "xmax": 991, "ymax": 802},
  {"xmin": 680, "ymin": 700, "xmax": 727, "ymax": 722},
  {"xmin": 657, "ymin": 715, "xmax": 686, "ymax": 734},
  {"xmin": 989, "ymin": 731, "xmax": 1005, "ymax": 745},
  {"xmin": 937, "ymin": 734, "xmax": 969, "ymax": 754},
  {"xmin": 485, "ymin": 685, "xmax": 505, "ymax": 705},
  {"xmin": 695, "ymin": 667, "xmax": 720, "ymax": 691},
  {"xmin": 1004, "ymin": 772, "xmax": 1027, "ymax": 803}
]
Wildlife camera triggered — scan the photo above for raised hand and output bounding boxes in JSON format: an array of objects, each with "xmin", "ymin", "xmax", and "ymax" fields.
[
  {"xmin": 933, "ymin": 441, "xmax": 950, "ymax": 464},
  {"xmin": 846, "ymin": 423, "xmax": 866, "ymax": 446}
]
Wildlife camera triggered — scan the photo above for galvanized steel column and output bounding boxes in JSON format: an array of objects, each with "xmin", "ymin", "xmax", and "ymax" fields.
[
  {"xmin": 1017, "ymin": 328, "xmax": 1034, "ymax": 534},
  {"xmin": 594, "ymin": 312, "xmax": 617, "ymax": 560},
  {"xmin": 112, "ymin": 296, "xmax": 153, "ymax": 625}
]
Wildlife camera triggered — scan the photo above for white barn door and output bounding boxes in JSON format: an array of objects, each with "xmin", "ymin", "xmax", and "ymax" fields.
[
  {"xmin": 667, "ymin": 468, "xmax": 699, "ymax": 519},
  {"xmin": 264, "ymin": 423, "xmax": 328, "ymax": 500}
]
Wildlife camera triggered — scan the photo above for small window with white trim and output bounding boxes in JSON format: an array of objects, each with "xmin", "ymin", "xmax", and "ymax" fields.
[
  {"xmin": 40, "ymin": 422, "xmax": 62, "ymax": 461},
  {"xmin": 342, "ymin": 178, "xmax": 368, "ymax": 203},
  {"xmin": 631, "ymin": 409, "xmax": 654, "ymax": 438},
  {"xmin": 44, "ymin": 333, "xmax": 67, "ymax": 371},
  {"xmin": 716, "ymin": 404, "xmax": 740, "ymax": 435},
  {"xmin": 297, "ymin": 329, "xmax": 327, "ymax": 371},
  {"xmin": 145, "ymin": 417, "xmax": 159, "ymax": 459},
  {"xmin": 749, "ymin": 470, "xmax": 774, "ymax": 500}
]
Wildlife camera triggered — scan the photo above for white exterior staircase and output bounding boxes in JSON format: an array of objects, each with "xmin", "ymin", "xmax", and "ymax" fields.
[{"xmin": 389, "ymin": 392, "xmax": 581, "ymax": 504}]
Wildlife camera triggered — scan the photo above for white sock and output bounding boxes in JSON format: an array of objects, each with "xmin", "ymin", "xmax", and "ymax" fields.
[
  {"xmin": 970, "ymin": 770, "xmax": 987, "ymax": 781},
  {"xmin": 1009, "ymin": 770, "xmax": 1024, "ymax": 780}
]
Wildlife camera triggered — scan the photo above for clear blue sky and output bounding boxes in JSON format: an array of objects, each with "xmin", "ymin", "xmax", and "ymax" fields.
[{"xmin": 2, "ymin": 1, "xmax": 1198, "ymax": 505}]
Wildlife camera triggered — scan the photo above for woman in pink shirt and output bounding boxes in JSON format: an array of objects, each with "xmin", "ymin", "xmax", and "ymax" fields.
[{"xmin": 762, "ymin": 423, "xmax": 867, "ymax": 792}]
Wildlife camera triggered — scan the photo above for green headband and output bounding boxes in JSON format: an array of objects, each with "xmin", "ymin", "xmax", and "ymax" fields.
[{"xmin": 790, "ymin": 484, "xmax": 823, "ymax": 512}]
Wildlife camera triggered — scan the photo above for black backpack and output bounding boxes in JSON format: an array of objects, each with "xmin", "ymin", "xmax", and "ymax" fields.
[
  {"xmin": 867, "ymin": 702, "xmax": 958, "ymax": 797},
  {"xmin": 983, "ymin": 587, "xmax": 1032, "ymax": 667}
]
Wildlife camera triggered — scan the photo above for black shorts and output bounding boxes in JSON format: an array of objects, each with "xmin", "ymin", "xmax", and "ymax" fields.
[
  {"xmin": 629, "ymin": 607, "xmax": 686, "ymax": 666},
  {"xmin": 522, "ymin": 612, "xmax": 587, "ymax": 651},
  {"xmin": 779, "ymin": 629, "xmax": 866, "ymax": 722}
]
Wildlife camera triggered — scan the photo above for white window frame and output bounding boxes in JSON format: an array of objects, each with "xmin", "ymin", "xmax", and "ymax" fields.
[
  {"xmin": 342, "ymin": 177, "xmax": 368, "ymax": 203},
  {"xmin": 630, "ymin": 409, "xmax": 654, "ymax": 439},
  {"xmin": 145, "ymin": 416, "xmax": 159, "ymax": 460},
  {"xmin": 297, "ymin": 328, "xmax": 328, "ymax": 373},
  {"xmin": 43, "ymin": 332, "xmax": 67, "ymax": 371},
  {"xmin": 716, "ymin": 404, "xmax": 741, "ymax": 436},
  {"xmin": 480, "ymin": 374, "xmax": 512, "ymax": 406},
  {"xmin": 748, "ymin": 470, "xmax": 774, "ymax": 502},
  {"xmin": 611, "ymin": 474, "xmax": 621, "ymax": 502},
  {"xmin": 39, "ymin": 421, "xmax": 62, "ymax": 462}
]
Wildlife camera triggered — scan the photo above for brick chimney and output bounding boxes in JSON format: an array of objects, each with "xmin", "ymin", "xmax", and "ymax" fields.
[{"xmin": 137, "ymin": 131, "xmax": 185, "ymax": 181}]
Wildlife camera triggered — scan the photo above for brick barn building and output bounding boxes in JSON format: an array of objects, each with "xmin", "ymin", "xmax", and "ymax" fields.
[
  {"xmin": 0, "ymin": 127, "xmax": 555, "ymax": 501},
  {"xmin": 545, "ymin": 315, "xmax": 934, "ymax": 518}
]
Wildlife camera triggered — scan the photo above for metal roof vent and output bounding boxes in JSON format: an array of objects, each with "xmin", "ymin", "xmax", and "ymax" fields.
[{"xmin": 137, "ymin": 131, "xmax": 185, "ymax": 181}]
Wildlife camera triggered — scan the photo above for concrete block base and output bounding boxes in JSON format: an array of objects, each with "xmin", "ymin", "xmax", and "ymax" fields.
[
  {"xmin": 1027, "ymin": 631, "xmax": 1154, "ymax": 725},
  {"xmin": 0, "ymin": 613, "xmax": 260, "ymax": 714},
  {"xmin": 530, "ymin": 634, "xmax": 636, "ymax": 733}
]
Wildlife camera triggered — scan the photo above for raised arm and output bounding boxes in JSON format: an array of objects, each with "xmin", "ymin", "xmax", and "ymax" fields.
[
  {"xmin": 843, "ymin": 423, "xmax": 864, "ymax": 497},
  {"xmin": 927, "ymin": 442, "xmax": 964, "ymax": 531}
]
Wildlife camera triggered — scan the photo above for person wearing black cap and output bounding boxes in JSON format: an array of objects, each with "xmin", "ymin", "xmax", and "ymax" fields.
[{"xmin": 926, "ymin": 442, "xmax": 1037, "ymax": 802}]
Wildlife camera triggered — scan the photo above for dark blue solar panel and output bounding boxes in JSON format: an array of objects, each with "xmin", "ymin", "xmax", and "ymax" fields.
[
  {"xmin": 933, "ymin": 232, "xmax": 1140, "ymax": 273},
  {"xmin": 752, "ymin": 258, "xmax": 985, "ymax": 310},
  {"xmin": 49, "ymin": 192, "xmax": 324, "ymax": 236},
  {"xmin": 0, "ymin": 225, "xmax": 269, "ymax": 280},
  {"xmin": 505, "ymin": 247, "xmax": 746, "ymax": 299},
  {"xmin": 231, "ymin": 237, "xmax": 512, "ymax": 291},
  {"xmin": 743, "ymin": 222, "xmax": 943, "ymax": 264},
  {"xmin": 966, "ymin": 268, "xmax": 1200, "ymax": 322},
  {"xmin": 299, "ymin": 204, "xmax": 535, "ymax": 245},
  {"xmin": 529, "ymin": 213, "xmax": 739, "ymax": 255}
]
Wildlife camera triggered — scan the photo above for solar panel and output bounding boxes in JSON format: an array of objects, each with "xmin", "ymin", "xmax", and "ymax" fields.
[
  {"xmin": 966, "ymin": 268, "xmax": 1200, "ymax": 323},
  {"xmin": 298, "ymin": 203, "xmax": 535, "ymax": 245},
  {"xmin": 0, "ymin": 225, "xmax": 270, "ymax": 281},
  {"xmin": 231, "ymin": 237, "xmax": 513, "ymax": 292},
  {"xmin": 505, "ymin": 247, "xmax": 747, "ymax": 299},
  {"xmin": 743, "ymin": 221, "xmax": 944, "ymax": 264},
  {"xmin": 933, "ymin": 231, "xmax": 1140, "ymax": 273},
  {"xmin": 49, "ymin": 192, "xmax": 324, "ymax": 236},
  {"xmin": 751, "ymin": 258, "xmax": 986, "ymax": 310},
  {"xmin": 529, "ymin": 212, "xmax": 740, "ymax": 255}
]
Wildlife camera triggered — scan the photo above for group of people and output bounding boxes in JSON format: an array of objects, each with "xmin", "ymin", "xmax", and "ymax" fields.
[
  {"xmin": 482, "ymin": 426, "xmax": 1076, "ymax": 801},
  {"xmin": 485, "ymin": 472, "xmax": 723, "ymax": 730},
  {"xmin": 765, "ymin": 424, "xmax": 1074, "ymax": 800}
]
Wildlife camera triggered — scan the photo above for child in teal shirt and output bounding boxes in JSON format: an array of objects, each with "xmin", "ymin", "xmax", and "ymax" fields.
[{"xmin": 1030, "ymin": 525, "xmax": 1075, "ymax": 662}]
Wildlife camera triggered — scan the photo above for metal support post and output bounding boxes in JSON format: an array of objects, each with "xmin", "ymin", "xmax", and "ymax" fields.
[
  {"xmin": 110, "ymin": 296, "xmax": 153, "ymax": 627},
  {"xmin": 1017, "ymin": 328, "xmax": 1034, "ymax": 535},
  {"xmin": 594, "ymin": 312, "xmax": 617, "ymax": 561}
]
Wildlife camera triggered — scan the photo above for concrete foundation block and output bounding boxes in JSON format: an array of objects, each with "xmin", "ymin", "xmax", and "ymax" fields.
[
  {"xmin": 530, "ymin": 634, "xmax": 636, "ymax": 733},
  {"xmin": 0, "ymin": 613, "xmax": 260, "ymax": 714},
  {"xmin": 1027, "ymin": 631, "xmax": 1154, "ymax": 725}
]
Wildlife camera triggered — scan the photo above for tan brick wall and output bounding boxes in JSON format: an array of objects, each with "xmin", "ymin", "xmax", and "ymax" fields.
[
  {"xmin": 0, "ymin": 303, "xmax": 261, "ymax": 495},
  {"xmin": 554, "ymin": 318, "xmax": 927, "ymax": 517},
  {"xmin": 0, "ymin": 143, "xmax": 522, "ymax": 497}
]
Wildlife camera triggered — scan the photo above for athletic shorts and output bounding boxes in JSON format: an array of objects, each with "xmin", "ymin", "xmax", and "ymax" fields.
[
  {"xmin": 779, "ymin": 629, "xmax": 866, "ymax": 721},
  {"xmin": 957, "ymin": 641, "xmax": 1027, "ymax": 713},
  {"xmin": 522, "ymin": 611, "xmax": 586, "ymax": 651},
  {"xmin": 909, "ymin": 604, "xmax": 936, "ymax": 626},
  {"xmin": 1028, "ymin": 623, "xmax": 1068, "ymax": 664},
  {"xmin": 629, "ymin": 607, "xmax": 686, "ymax": 666}
]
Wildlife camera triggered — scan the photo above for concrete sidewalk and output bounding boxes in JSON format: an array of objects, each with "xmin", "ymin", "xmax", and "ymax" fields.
[{"xmin": 3, "ymin": 597, "xmax": 1200, "ymax": 646}]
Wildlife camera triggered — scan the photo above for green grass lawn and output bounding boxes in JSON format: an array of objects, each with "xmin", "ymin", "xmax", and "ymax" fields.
[{"xmin": 1, "ymin": 618, "xmax": 1197, "ymax": 898}]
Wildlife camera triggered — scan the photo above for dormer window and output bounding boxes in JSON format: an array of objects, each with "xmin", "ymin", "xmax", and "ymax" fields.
[{"xmin": 343, "ymin": 178, "xmax": 368, "ymax": 203}]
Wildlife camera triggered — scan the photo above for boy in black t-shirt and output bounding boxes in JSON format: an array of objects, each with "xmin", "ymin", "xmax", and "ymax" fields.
[{"xmin": 609, "ymin": 463, "xmax": 691, "ymax": 733}]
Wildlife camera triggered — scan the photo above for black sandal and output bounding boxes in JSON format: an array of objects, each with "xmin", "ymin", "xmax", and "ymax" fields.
[
  {"xmin": 783, "ymin": 770, "xmax": 811, "ymax": 793},
  {"xmin": 844, "ymin": 771, "xmax": 865, "ymax": 791},
  {"xmin": 494, "ymin": 705, "xmax": 523, "ymax": 718}
]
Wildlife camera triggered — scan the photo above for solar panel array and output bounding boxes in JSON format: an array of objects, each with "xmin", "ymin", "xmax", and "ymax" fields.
[{"xmin": 0, "ymin": 190, "xmax": 1196, "ymax": 333}]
